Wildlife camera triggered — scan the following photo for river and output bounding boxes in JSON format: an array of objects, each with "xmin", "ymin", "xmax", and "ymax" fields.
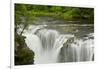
[{"xmin": 22, "ymin": 17, "xmax": 94, "ymax": 64}]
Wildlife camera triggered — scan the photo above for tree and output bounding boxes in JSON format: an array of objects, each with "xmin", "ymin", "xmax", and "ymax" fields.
[
  {"xmin": 15, "ymin": 4, "xmax": 35, "ymax": 35},
  {"xmin": 15, "ymin": 4, "xmax": 35, "ymax": 65}
]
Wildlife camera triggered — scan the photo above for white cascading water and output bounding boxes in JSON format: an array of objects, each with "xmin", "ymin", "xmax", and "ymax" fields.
[
  {"xmin": 59, "ymin": 37, "xmax": 94, "ymax": 62},
  {"xmin": 23, "ymin": 25, "xmax": 94, "ymax": 64}
]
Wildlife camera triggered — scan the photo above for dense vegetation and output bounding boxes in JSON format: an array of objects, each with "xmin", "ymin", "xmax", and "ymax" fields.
[
  {"xmin": 15, "ymin": 4, "xmax": 94, "ymax": 22},
  {"xmin": 15, "ymin": 27, "xmax": 34, "ymax": 65},
  {"xmin": 15, "ymin": 3, "xmax": 94, "ymax": 65}
]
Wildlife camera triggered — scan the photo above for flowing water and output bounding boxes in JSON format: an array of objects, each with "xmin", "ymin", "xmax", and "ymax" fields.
[{"xmin": 22, "ymin": 17, "xmax": 94, "ymax": 64}]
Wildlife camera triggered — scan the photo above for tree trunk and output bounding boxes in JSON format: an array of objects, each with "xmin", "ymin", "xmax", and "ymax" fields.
[{"xmin": 20, "ymin": 25, "xmax": 27, "ymax": 36}]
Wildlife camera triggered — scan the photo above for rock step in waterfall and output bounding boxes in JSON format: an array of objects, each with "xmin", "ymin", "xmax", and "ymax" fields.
[{"xmin": 24, "ymin": 26, "xmax": 94, "ymax": 64}]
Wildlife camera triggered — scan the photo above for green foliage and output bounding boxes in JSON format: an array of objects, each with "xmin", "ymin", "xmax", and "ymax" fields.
[
  {"xmin": 15, "ymin": 47, "xmax": 34, "ymax": 65},
  {"xmin": 15, "ymin": 4, "xmax": 36, "ymax": 35},
  {"xmin": 15, "ymin": 33, "xmax": 34, "ymax": 65},
  {"xmin": 15, "ymin": 4, "xmax": 36, "ymax": 65},
  {"xmin": 15, "ymin": 4, "xmax": 94, "ymax": 24},
  {"xmin": 50, "ymin": 6, "xmax": 62, "ymax": 12}
]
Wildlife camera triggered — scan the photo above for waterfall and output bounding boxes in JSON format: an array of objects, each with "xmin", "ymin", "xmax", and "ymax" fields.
[
  {"xmin": 33, "ymin": 29, "xmax": 74, "ymax": 64},
  {"xmin": 24, "ymin": 25, "xmax": 94, "ymax": 64},
  {"xmin": 58, "ymin": 36, "xmax": 94, "ymax": 62}
]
